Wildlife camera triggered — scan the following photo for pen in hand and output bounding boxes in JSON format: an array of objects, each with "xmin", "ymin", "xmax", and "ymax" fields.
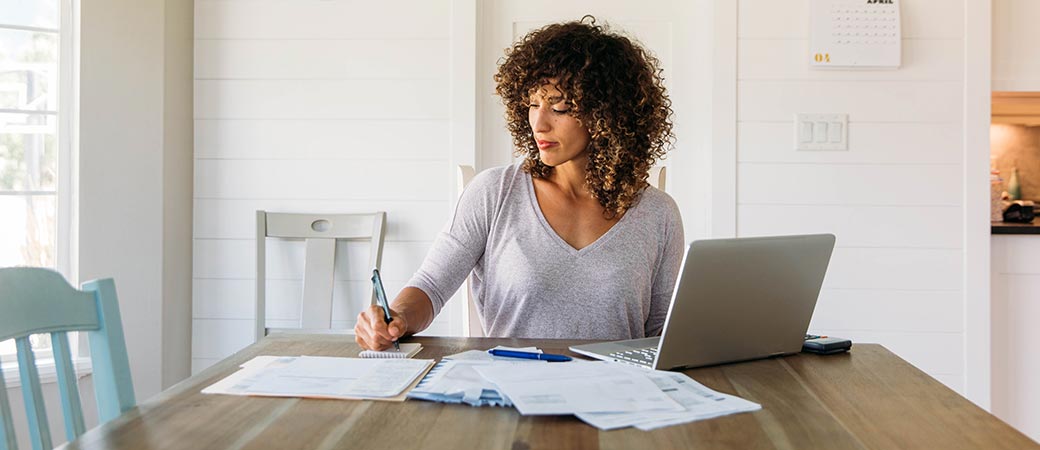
[
  {"xmin": 382, "ymin": 307, "xmax": 397, "ymax": 353},
  {"xmin": 371, "ymin": 268, "xmax": 400, "ymax": 351}
]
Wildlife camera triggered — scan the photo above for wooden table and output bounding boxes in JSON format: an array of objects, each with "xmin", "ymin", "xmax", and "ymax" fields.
[{"xmin": 62, "ymin": 334, "xmax": 1037, "ymax": 450}]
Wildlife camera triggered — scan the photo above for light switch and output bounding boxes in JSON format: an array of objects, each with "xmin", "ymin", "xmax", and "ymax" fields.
[
  {"xmin": 795, "ymin": 113, "xmax": 848, "ymax": 151},
  {"xmin": 828, "ymin": 122, "xmax": 843, "ymax": 143},
  {"xmin": 799, "ymin": 122, "xmax": 813, "ymax": 143},
  {"xmin": 813, "ymin": 122, "xmax": 828, "ymax": 143}
]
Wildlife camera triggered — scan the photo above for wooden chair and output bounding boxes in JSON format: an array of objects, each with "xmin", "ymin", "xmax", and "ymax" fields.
[
  {"xmin": 255, "ymin": 211, "xmax": 387, "ymax": 341},
  {"xmin": 455, "ymin": 165, "xmax": 668, "ymax": 337},
  {"xmin": 0, "ymin": 268, "xmax": 136, "ymax": 450}
]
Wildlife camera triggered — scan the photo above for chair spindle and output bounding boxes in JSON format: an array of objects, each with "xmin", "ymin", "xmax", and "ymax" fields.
[
  {"xmin": 51, "ymin": 332, "xmax": 86, "ymax": 440},
  {"xmin": 15, "ymin": 337, "xmax": 50, "ymax": 450}
]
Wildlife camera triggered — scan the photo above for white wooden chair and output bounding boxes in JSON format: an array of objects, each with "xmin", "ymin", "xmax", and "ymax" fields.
[
  {"xmin": 255, "ymin": 211, "xmax": 387, "ymax": 341},
  {"xmin": 649, "ymin": 166, "xmax": 667, "ymax": 192},
  {"xmin": 455, "ymin": 165, "xmax": 667, "ymax": 337},
  {"xmin": 456, "ymin": 166, "xmax": 483, "ymax": 337}
]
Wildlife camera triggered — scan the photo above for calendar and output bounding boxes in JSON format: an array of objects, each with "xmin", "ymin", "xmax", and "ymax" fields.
[{"xmin": 809, "ymin": 0, "xmax": 901, "ymax": 68}]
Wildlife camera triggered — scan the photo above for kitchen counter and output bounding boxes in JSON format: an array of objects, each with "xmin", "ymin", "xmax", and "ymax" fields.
[{"xmin": 992, "ymin": 219, "xmax": 1040, "ymax": 234}]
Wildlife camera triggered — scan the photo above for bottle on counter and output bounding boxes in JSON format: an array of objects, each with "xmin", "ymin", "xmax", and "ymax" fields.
[{"xmin": 1008, "ymin": 166, "xmax": 1022, "ymax": 201}]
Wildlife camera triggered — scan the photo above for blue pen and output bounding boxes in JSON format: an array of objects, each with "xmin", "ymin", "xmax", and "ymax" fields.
[
  {"xmin": 488, "ymin": 349, "xmax": 572, "ymax": 362},
  {"xmin": 371, "ymin": 268, "xmax": 400, "ymax": 351}
]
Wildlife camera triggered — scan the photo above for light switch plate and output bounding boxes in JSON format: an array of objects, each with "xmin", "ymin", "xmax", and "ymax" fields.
[{"xmin": 795, "ymin": 113, "xmax": 848, "ymax": 151}]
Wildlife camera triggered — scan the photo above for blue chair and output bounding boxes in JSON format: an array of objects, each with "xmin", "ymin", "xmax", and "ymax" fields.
[{"xmin": 0, "ymin": 268, "xmax": 135, "ymax": 450}]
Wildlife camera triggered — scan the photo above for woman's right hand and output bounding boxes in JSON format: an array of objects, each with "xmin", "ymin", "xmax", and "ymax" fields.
[{"xmin": 354, "ymin": 305, "xmax": 409, "ymax": 351}]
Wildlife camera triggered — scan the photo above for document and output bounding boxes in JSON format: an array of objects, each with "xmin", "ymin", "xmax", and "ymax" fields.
[
  {"xmin": 575, "ymin": 370, "xmax": 761, "ymax": 430},
  {"xmin": 473, "ymin": 361, "xmax": 684, "ymax": 415},
  {"xmin": 410, "ymin": 359, "xmax": 509, "ymax": 406},
  {"xmin": 202, "ymin": 355, "xmax": 434, "ymax": 401},
  {"xmin": 408, "ymin": 347, "xmax": 548, "ymax": 407},
  {"xmin": 441, "ymin": 346, "xmax": 542, "ymax": 361}
]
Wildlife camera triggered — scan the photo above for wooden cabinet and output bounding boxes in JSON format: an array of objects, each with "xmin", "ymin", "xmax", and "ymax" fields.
[{"xmin": 992, "ymin": 93, "xmax": 1040, "ymax": 126}]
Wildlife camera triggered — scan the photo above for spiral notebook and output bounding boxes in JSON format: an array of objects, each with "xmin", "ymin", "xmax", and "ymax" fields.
[{"xmin": 359, "ymin": 343, "xmax": 423, "ymax": 359}]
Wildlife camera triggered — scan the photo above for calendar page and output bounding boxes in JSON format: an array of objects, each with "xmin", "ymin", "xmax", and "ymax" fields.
[{"xmin": 809, "ymin": 0, "xmax": 901, "ymax": 68}]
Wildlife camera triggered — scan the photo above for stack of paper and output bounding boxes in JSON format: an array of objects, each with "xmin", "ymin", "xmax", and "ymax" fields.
[
  {"xmin": 202, "ymin": 355, "xmax": 434, "ymax": 401},
  {"xmin": 407, "ymin": 346, "xmax": 545, "ymax": 407},
  {"xmin": 403, "ymin": 348, "xmax": 761, "ymax": 431},
  {"xmin": 470, "ymin": 360, "xmax": 761, "ymax": 431},
  {"xmin": 408, "ymin": 359, "xmax": 515, "ymax": 406},
  {"xmin": 472, "ymin": 361, "xmax": 684, "ymax": 415},
  {"xmin": 574, "ymin": 369, "xmax": 762, "ymax": 430},
  {"xmin": 208, "ymin": 350, "xmax": 762, "ymax": 431}
]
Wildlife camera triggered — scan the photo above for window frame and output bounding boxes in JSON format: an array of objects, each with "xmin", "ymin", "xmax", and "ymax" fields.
[{"xmin": 0, "ymin": 0, "xmax": 81, "ymax": 369}]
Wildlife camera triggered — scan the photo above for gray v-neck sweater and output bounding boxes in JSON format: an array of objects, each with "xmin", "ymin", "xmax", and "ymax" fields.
[{"xmin": 405, "ymin": 164, "xmax": 685, "ymax": 340}]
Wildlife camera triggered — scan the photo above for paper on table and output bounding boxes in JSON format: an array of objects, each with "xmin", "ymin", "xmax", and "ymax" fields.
[
  {"xmin": 473, "ymin": 361, "xmax": 684, "ymax": 415},
  {"xmin": 576, "ymin": 370, "xmax": 761, "ymax": 430},
  {"xmin": 636, "ymin": 391, "xmax": 760, "ymax": 430},
  {"xmin": 409, "ymin": 359, "xmax": 540, "ymax": 405},
  {"xmin": 201, "ymin": 356, "xmax": 297, "ymax": 395},
  {"xmin": 633, "ymin": 372, "xmax": 760, "ymax": 430},
  {"xmin": 490, "ymin": 346, "xmax": 541, "ymax": 353},
  {"xmin": 441, "ymin": 350, "xmax": 495, "ymax": 361},
  {"xmin": 202, "ymin": 355, "xmax": 434, "ymax": 401},
  {"xmin": 240, "ymin": 355, "xmax": 285, "ymax": 370},
  {"xmin": 443, "ymin": 346, "xmax": 544, "ymax": 361}
]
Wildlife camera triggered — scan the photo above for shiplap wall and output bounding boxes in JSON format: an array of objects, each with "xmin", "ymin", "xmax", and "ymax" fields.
[
  {"xmin": 192, "ymin": 0, "xmax": 980, "ymax": 391},
  {"xmin": 191, "ymin": 0, "xmax": 460, "ymax": 373},
  {"xmin": 736, "ymin": 0, "xmax": 967, "ymax": 392}
]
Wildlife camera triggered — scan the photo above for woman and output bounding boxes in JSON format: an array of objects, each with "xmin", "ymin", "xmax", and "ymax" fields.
[{"xmin": 355, "ymin": 17, "xmax": 684, "ymax": 350}]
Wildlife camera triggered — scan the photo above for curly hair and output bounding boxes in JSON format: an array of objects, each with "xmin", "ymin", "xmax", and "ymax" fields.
[{"xmin": 494, "ymin": 16, "xmax": 675, "ymax": 219}]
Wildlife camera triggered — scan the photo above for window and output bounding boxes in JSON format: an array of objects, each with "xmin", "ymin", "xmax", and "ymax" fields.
[{"xmin": 0, "ymin": 0, "xmax": 74, "ymax": 365}]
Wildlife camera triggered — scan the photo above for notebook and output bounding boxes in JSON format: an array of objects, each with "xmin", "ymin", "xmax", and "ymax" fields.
[{"xmin": 359, "ymin": 343, "xmax": 423, "ymax": 359}]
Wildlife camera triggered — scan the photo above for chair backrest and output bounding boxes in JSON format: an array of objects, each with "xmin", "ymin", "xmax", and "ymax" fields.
[
  {"xmin": 455, "ymin": 165, "xmax": 668, "ymax": 337},
  {"xmin": 648, "ymin": 166, "xmax": 667, "ymax": 192},
  {"xmin": 455, "ymin": 166, "xmax": 483, "ymax": 337},
  {"xmin": 0, "ymin": 268, "xmax": 136, "ymax": 450},
  {"xmin": 256, "ymin": 211, "xmax": 387, "ymax": 341}
]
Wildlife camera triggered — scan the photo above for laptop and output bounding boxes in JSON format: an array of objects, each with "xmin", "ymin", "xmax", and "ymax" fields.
[{"xmin": 569, "ymin": 234, "xmax": 835, "ymax": 370}]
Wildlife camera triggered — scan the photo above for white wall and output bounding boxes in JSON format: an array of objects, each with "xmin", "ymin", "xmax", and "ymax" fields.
[
  {"xmin": 77, "ymin": 0, "xmax": 194, "ymax": 399},
  {"xmin": 3, "ymin": 376, "xmax": 97, "ymax": 449},
  {"xmin": 3, "ymin": 1, "xmax": 192, "ymax": 445},
  {"xmin": 190, "ymin": 0, "xmax": 462, "ymax": 373},
  {"xmin": 993, "ymin": 0, "xmax": 1040, "ymax": 91},
  {"xmin": 161, "ymin": 0, "xmax": 195, "ymax": 390},
  {"xmin": 735, "ymin": 0, "xmax": 973, "ymax": 394},
  {"xmin": 992, "ymin": 235, "xmax": 1040, "ymax": 442},
  {"xmin": 189, "ymin": 0, "xmax": 996, "ymax": 405}
]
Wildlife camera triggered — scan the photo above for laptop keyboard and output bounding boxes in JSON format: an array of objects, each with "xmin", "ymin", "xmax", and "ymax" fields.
[{"xmin": 608, "ymin": 347, "xmax": 658, "ymax": 367}]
